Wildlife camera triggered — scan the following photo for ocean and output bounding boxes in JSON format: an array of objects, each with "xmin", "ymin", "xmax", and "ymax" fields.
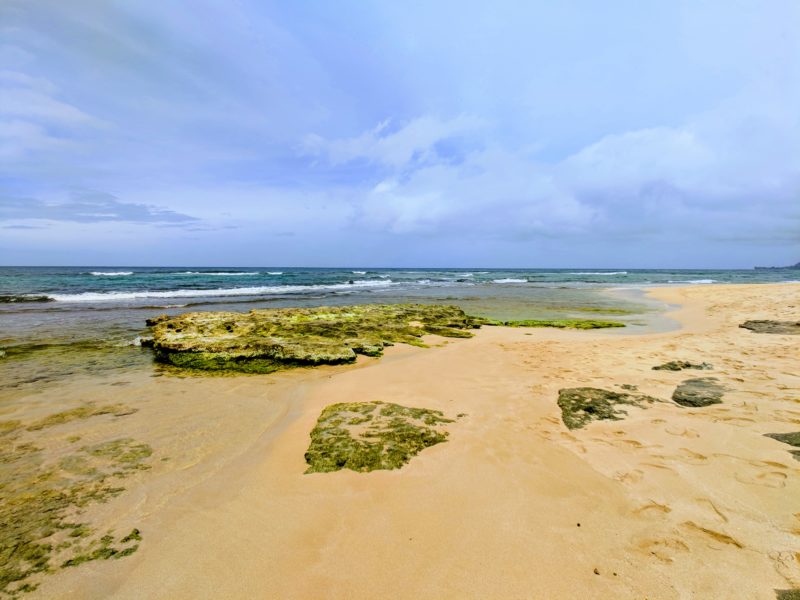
[{"xmin": 1, "ymin": 266, "xmax": 797, "ymax": 391}]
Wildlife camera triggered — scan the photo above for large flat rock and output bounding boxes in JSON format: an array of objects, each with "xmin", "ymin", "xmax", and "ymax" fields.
[{"xmin": 147, "ymin": 304, "xmax": 482, "ymax": 373}]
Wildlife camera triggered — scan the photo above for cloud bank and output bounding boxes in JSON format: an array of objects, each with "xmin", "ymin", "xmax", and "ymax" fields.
[{"xmin": 1, "ymin": 0, "xmax": 798, "ymax": 267}]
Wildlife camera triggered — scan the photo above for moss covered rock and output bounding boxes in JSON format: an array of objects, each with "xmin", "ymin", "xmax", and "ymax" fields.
[
  {"xmin": 557, "ymin": 387, "xmax": 660, "ymax": 430},
  {"xmin": 304, "ymin": 401, "xmax": 453, "ymax": 473},
  {"xmin": 147, "ymin": 304, "xmax": 484, "ymax": 374}
]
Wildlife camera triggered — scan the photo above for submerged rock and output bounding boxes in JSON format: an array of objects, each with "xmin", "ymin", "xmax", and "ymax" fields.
[
  {"xmin": 557, "ymin": 387, "xmax": 660, "ymax": 430},
  {"xmin": 739, "ymin": 320, "xmax": 800, "ymax": 335},
  {"xmin": 653, "ymin": 360, "xmax": 713, "ymax": 371},
  {"xmin": 304, "ymin": 401, "xmax": 453, "ymax": 473},
  {"xmin": 147, "ymin": 304, "xmax": 483, "ymax": 374},
  {"xmin": 496, "ymin": 319, "xmax": 625, "ymax": 329},
  {"xmin": 672, "ymin": 377, "xmax": 725, "ymax": 407},
  {"xmin": 764, "ymin": 432, "xmax": 800, "ymax": 462}
]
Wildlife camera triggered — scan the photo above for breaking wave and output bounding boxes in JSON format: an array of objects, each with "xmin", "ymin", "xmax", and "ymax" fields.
[{"xmin": 44, "ymin": 279, "xmax": 396, "ymax": 303}]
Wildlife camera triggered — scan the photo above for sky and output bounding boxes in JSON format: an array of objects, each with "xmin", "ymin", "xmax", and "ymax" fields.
[{"xmin": 1, "ymin": 0, "xmax": 798, "ymax": 268}]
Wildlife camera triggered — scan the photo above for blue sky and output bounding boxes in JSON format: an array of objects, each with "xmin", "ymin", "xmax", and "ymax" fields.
[{"xmin": 1, "ymin": 0, "xmax": 798, "ymax": 267}]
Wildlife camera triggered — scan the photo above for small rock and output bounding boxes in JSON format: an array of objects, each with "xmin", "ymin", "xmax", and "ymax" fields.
[
  {"xmin": 739, "ymin": 320, "xmax": 800, "ymax": 335},
  {"xmin": 672, "ymin": 378, "xmax": 724, "ymax": 407},
  {"xmin": 593, "ymin": 568, "xmax": 600, "ymax": 575},
  {"xmin": 653, "ymin": 360, "xmax": 713, "ymax": 371}
]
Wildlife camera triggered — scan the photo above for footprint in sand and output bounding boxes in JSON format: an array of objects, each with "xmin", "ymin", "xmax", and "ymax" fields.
[
  {"xmin": 770, "ymin": 551, "xmax": 800, "ymax": 588},
  {"xmin": 682, "ymin": 521, "xmax": 744, "ymax": 550},
  {"xmin": 615, "ymin": 469, "xmax": 644, "ymax": 484},
  {"xmin": 696, "ymin": 498, "xmax": 729, "ymax": 523},
  {"xmin": 665, "ymin": 426, "xmax": 700, "ymax": 438},
  {"xmin": 637, "ymin": 536, "xmax": 689, "ymax": 564},
  {"xmin": 634, "ymin": 500, "xmax": 672, "ymax": 516},
  {"xmin": 676, "ymin": 447, "xmax": 709, "ymax": 465},
  {"xmin": 734, "ymin": 470, "xmax": 787, "ymax": 489},
  {"xmin": 652, "ymin": 448, "xmax": 708, "ymax": 466}
]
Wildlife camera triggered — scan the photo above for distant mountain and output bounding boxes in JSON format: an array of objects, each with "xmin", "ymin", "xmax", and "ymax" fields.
[{"xmin": 754, "ymin": 261, "xmax": 800, "ymax": 270}]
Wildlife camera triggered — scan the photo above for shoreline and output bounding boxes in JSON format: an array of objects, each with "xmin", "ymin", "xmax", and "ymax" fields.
[{"xmin": 4, "ymin": 283, "xmax": 799, "ymax": 598}]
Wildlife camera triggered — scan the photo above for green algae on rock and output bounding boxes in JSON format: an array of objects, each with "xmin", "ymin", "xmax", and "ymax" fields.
[
  {"xmin": 147, "ymin": 304, "xmax": 484, "ymax": 374},
  {"xmin": 304, "ymin": 401, "xmax": 453, "ymax": 473},
  {"xmin": 0, "ymin": 413, "xmax": 150, "ymax": 596},
  {"xmin": 672, "ymin": 377, "xmax": 724, "ymax": 407},
  {"xmin": 652, "ymin": 361, "xmax": 713, "ymax": 371},
  {"xmin": 557, "ymin": 387, "xmax": 661, "ymax": 430}
]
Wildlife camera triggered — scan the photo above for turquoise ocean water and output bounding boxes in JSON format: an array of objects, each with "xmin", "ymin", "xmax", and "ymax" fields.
[{"xmin": 1, "ymin": 266, "xmax": 797, "ymax": 390}]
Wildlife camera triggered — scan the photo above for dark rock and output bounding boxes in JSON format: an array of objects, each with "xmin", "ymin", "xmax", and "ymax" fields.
[
  {"xmin": 775, "ymin": 590, "xmax": 800, "ymax": 600},
  {"xmin": 557, "ymin": 387, "xmax": 661, "ymax": 430},
  {"xmin": 653, "ymin": 360, "xmax": 713, "ymax": 371},
  {"xmin": 739, "ymin": 320, "xmax": 800, "ymax": 335},
  {"xmin": 764, "ymin": 432, "xmax": 800, "ymax": 462},
  {"xmin": 672, "ymin": 378, "xmax": 724, "ymax": 407}
]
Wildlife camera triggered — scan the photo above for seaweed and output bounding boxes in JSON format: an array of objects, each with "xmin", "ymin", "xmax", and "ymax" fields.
[
  {"xmin": 557, "ymin": 387, "xmax": 661, "ymax": 430},
  {"xmin": 304, "ymin": 401, "xmax": 453, "ymax": 473},
  {"xmin": 26, "ymin": 404, "xmax": 137, "ymax": 431},
  {"xmin": 0, "ymin": 420, "xmax": 150, "ymax": 596}
]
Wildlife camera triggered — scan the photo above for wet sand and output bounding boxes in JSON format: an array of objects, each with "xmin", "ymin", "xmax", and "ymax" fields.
[{"xmin": 7, "ymin": 283, "xmax": 800, "ymax": 598}]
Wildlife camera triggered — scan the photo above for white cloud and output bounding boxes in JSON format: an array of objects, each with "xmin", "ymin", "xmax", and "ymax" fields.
[{"xmin": 302, "ymin": 114, "xmax": 483, "ymax": 168}]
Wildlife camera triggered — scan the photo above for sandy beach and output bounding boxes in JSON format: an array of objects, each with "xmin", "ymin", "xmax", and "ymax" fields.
[{"xmin": 5, "ymin": 283, "xmax": 799, "ymax": 599}]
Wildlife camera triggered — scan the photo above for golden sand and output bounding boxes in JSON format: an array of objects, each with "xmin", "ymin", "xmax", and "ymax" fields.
[{"xmin": 8, "ymin": 283, "xmax": 799, "ymax": 599}]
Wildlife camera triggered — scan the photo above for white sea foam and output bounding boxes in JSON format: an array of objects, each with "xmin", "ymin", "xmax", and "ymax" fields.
[
  {"xmin": 267, "ymin": 271, "xmax": 283, "ymax": 275},
  {"xmin": 180, "ymin": 271, "xmax": 260, "ymax": 276},
  {"xmin": 669, "ymin": 279, "xmax": 717, "ymax": 284},
  {"xmin": 492, "ymin": 278, "xmax": 527, "ymax": 283},
  {"xmin": 570, "ymin": 271, "xmax": 628, "ymax": 275},
  {"xmin": 352, "ymin": 270, "xmax": 367, "ymax": 274},
  {"xmin": 90, "ymin": 271, "xmax": 133, "ymax": 276},
  {"xmin": 46, "ymin": 279, "xmax": 396, "ymax": 302}
]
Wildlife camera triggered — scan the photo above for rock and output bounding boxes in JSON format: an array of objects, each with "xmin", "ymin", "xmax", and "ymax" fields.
[
  {"xmin": 739, "ymin": 320, "xmax": 800, "ymax": 335},
  {"xmin": 775, "ymin": 590, "xmax": 800, "ymax": 600},
  {"xmin": 653, "ymin": 360, "xmax": 713, "ymax": 371},
  {"xmin": 557, "ymin": 387, "xmax": 661, "ymax": 430},
  {"xmin": 147, "ymin": 303, "xmax": 484, "ymax": 373},
  {"xmin": 304, "ymin": 401, "xmax": 453, "ymax": 473},
  {"xmin": 764, "ymin": 432, "xmax": 800, "ymax": 462},
  {"xmin": 672, "ymin": 378, "xmax": 724, "ymax": 407},
  {"xmin": 502, "ymin": 319, "xmax": 625, "ymax": 329}
]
